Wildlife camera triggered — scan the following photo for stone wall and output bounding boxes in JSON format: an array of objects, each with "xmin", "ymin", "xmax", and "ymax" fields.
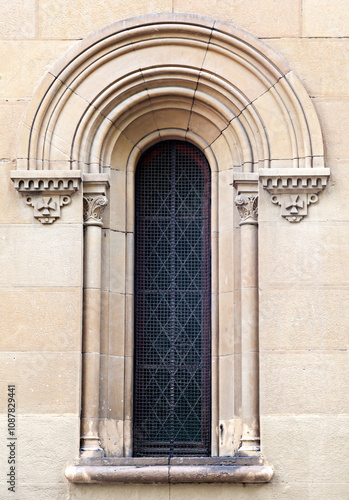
[{"xmin": 0, "ymin": 1, "xmax": 348, "ymax": 499}]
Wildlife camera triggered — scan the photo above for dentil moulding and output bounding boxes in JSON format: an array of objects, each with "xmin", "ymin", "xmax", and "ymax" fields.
[
  {"xmin": 10, "ymin": 170, "xmax": 82, "ymax": 224},
  {"xmin": 259, "ymin": 168, "xmax": 330, "ymax": 222}
]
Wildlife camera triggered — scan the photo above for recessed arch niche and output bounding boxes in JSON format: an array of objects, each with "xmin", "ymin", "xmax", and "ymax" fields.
[{"xmin": 12, "ymin": 13, "xmax": 329, "ymax": 484}]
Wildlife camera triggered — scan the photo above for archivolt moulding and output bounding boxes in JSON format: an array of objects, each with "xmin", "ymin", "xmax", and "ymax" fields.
[
  {"xmin": 13, "ymin": 13, "xmax": 325, "ymax": 176},
  {"xmin": 11, "ymin": 13, "xmax": 329, "ymax": 224}
]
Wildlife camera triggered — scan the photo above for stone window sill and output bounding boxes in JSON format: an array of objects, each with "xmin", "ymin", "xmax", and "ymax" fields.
[{"xmin": 65, "ymin": 457, "xmax": 273, "ymax": 484}]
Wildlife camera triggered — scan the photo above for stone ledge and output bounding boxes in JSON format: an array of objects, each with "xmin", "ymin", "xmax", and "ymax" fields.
[
  {"xmin": 259, "ymin": 167, "xmax": 330, "ymax": 222},
  {"xmin": 10, "ymin": 170, "xmax": 82, "ymax": 224},
  {"xmin": 65, "ymin": 458, "xmax": 273, "ymax": 484},
  {"xmin": 259, "ymin": 168, "xmax": 331, "ymax": 193},
  {"xmin": 10, "ymin": 170, "xmax": 82, "ymax": 195}
]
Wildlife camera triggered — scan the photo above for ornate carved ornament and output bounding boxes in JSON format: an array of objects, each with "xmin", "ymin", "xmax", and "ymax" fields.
[
  {"xmin": 259, "ymin": 168, "xmax": 330, "ymax": 223},
  {"xmin": 83, "ymin": 195, "xmax": 108, "ymax": 227},
  {"xmin": 235, "ymin": 194, "xmax": 258, "ymax": 225},
  {"xmin": 10, "ymin": 170, "xmax": 81, "ymax": 224}
]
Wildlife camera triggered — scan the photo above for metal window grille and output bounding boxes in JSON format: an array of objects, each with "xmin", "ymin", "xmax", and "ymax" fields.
[{"xmin": 133, "ymin": 140, "xmax": 211, "ymax": 457}]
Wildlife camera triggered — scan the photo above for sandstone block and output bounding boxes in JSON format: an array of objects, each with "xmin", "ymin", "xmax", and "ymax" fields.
[
  {"xmin": 108, "ymin": 355, "xmax": 125, "ymax": 420},
  {"xmin": 110, "ymin": 230, "xmax": 126, "ymax": 294},
  {"xmin": 313, "ymin": 99, "xmax": 349, "ymax": 160},
  {"xmin": 267, "ymin": 39, "xmax": 349, "ymax": 98},
  {"xmin": 260, "ymin": 285, "xmax": 349, "ymax": 351},
  {"xmin": 0, "ymin": 287, "xmax": 82, "ymax": 351},
  {"xmin": 0, "ymin": 102, "xmax": 28, "ymax": 160},
  {"xmin": 218, "ymin": 169, "xmax": 235, "ymax": 231},
  {"xmin": 0, "ymin": 0, "xmax": 36, "ymax": 39},
  {"xmin": 39, "ymin": 0, "xmax": 172, "ymax": 39},
  {"xmin": 260, "ymin": 351, "xmax": 349, "ymax": 415},
  {"xmin": 109, "ymin": 170, "xmax": 126, "ymax": 232},
  {"xmin": 261, "ymin": 415, "xmax": 349, "ymax": 483},
  {"xmin": 0, "ymin": 352, "xmax": 80, "ymax": 414},
  {"xmin": 219, "ymin": 354, "xmax": 235, "ymax": 419},
  {"xmin": 0, "ymin": 41, "xmax": 74, "ymax": 99},
  {"xmin": 259, "ymin": 222, "xmax": 349, "ymax": 286},
  {"xmin": 0, "ymin": 224, "xmax": 82, "ymax": 287},
  {"xmin": 303, "ymin": 0, "xmax": 349, "ymax": 37},
  {"xmin": 218, "ymin": 231, "xmax": 234, "ymax": 293},
  {"xmin": 109, "ymin": 293, "xmax": 125, "ymax": 357},
  {"xmin": 15, "ymin": 415, "xmax": 79, "ymax": 483},
  {"xmin": 218, "ymin": 293, "xmax": 235, "ymax": 356},
  {"xmin": 68, "ymin": 483, "xmax": 170, "ymax": 499},
  {"xmin": 174, "ymin": 0, "xmax": 301, "ymax": 38}
]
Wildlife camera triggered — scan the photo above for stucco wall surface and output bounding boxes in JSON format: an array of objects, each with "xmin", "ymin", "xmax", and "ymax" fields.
[{"xmin": 0, "ymin": 1, "xmax": 348, "ymax": 499}]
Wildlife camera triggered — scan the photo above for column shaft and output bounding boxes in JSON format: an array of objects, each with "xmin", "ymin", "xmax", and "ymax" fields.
[
  {"xmin": 235, "ymin": 193, "xmax": 260, "ymax": 456},
  {"xmin": 80, "ymin": 193, "xmax": 108, "ymax": 457}
]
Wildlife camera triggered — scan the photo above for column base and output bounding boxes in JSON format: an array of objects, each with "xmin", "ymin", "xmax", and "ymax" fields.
[
  {"xmin": 237, "ymin": 436, "xmax": 261, "ymax": 457},
  {"xmin": 80, "ymin": 436, "xmax": 104, "ymax": 458}
]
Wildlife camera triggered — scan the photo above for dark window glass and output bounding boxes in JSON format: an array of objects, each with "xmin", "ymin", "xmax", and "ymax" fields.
[{"xmin": 133, "ymin": 140, "xmax": 211, "ymax": 457}]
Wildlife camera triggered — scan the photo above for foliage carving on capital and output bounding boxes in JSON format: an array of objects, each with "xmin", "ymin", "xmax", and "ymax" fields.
[
  {"xmin": 235, "ymin": 194, "xmax": 258, "ymax": 225},
  {"xmin": 83, "ymin": 195, "xmax": 108, "ymax": 226}
]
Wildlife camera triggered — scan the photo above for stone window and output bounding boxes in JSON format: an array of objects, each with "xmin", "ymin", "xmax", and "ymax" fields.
[
  {"xmin": 11, "ymin": 13, "xmax": 328, "ymax": 484},
  {"xmin": 133, "ymin": 140, "xmax": 211, "ymax": 457}
]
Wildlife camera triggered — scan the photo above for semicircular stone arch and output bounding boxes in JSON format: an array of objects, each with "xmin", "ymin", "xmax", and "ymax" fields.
[{"xmin": 16, "ymin": 13, "xmax": 325, "ymax": 175}]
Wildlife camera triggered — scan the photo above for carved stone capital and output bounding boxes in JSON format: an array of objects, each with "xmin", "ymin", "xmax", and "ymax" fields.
[
  {"xmin": 235, "ymin": 194, "xmax": 258, "ymax": 225},
  {"xmin": 259, "ymin": 168, "xmax": 330, "ymax": 223},
  {"xmin": 83, "ymin": 195, "xmax": 108, "ymax": 226},
  {"xmin": 10, "ymin": 170, "xmax": 82, "ymax": 224}
]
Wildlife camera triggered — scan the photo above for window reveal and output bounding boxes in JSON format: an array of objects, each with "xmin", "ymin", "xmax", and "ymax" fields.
[{"xmin": 134, "ymin": 140, "xmax": 211, "ymax": 457}]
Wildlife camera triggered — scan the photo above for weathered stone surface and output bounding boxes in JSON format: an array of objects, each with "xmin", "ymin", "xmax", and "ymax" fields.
[
  {"xmin": 174, "ymin": 0, "xmax": 301, "ymax": 38},
  {"xmin": 219, "ymin": 231, "xmax": 234, "ymax": 293},
  {"xmin": 109, "ymin": 170, "xmax": 126, "ymax": 232},
  {"xmin": 303, "ymin": 0, "xmax": 349, "ymax": 37},
  {"xmin": 0, "ymin": 0, "xmax": 36, "ymax": 39},
  {"xmin": 260, "ymin": 351, "xmax": 349, "ymax": 415},
  {"xmin": 218, "ymin": 292, "xmax": 235, "ymax": 355},
  {"xmin": 16, "ymin": 415, "xmax": 79, "ymax": 482},
  {"xmin": 0, "ymin": 102, "xmax": 28, "ymax": 159},
  {"xmin": 0, "ymin": 41, "xmax": 74, "ymax": 99},
  {"xmin": 0, "ymin": 224, "xmax": 82, "ymax": 287},
  {"xmin": 260, "ymin": 285, "xmax": 349, "ymax": 351},
  {"xmin": 219, "ymin": 355, "xmax": 235, "ymax": 419},
  {"xmin": 0, "ymin": 484, "xmax": 69, "ymax": 500},
  {"xmin": 68, "ymin": 483, "xmax": 170, "ymax": 500},
  {"xmin": 169, "ymin": 482, "xmax": 308, "ymax": 500},
  {"xmin": 0, "ymin": 352, "xmax": 80, "ymax": 414},
  {"xmin": 267, "ymin": 39, "xmax": 349, "ymax": 98},
  {"xmin": 0, "ymin": 161, "xmax": 33, "ymax": 224},
  {"xmin": 0, "ymin": 287, "xmax": 81, "ymax": 351},
  {"xmin": 110, "ymin": 230, "xmax": 126, "ymax": 293},
  {"xmin": 109, "ymin": 293, "xmax": 125, "ymax": 357},
  {"xmin": 65, "ymin": 464, "xmax": 273, "ymax": 484},
  {"xmin": 261, "ymin": 415, "xmax": 349, "ymax": 483},
  {"xmin": 108, "ymin": 355, "xmax": 124, "ymax": 420},
  {"xmin": 313, "ymin": 99, "xmax": 349, "ymax": 160},
  {"xmin": 259, "ymin": 222, "xmax": 349, "ymax": 286},
  {"xmin": 39, "ymin": 0, "xmax": 172, "ymax": 39}
]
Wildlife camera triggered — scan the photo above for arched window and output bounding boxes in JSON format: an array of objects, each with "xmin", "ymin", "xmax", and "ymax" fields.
[{"xmin": 133, "ymin": 140, "xmax": 211, "ymax": 457}]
